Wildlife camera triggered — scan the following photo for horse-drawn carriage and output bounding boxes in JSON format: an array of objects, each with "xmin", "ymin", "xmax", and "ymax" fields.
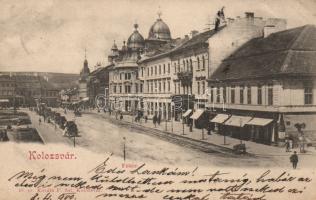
[{"xmin": 63, "ymin": 121, "xmax": 78, "ymax": 137}]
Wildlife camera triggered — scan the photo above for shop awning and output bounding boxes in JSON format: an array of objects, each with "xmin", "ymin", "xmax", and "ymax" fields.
[
  {"xmin": 182, "ymin": 109, "xmax": 192, "ymax": 118},
  {"xmin": 224, "ymin": 115, "xmax": 252, "ymax": 127},
  {"xmin": 190, "ymin": 109, "xmax": 204, "ymax": 120},
  {"xmin": 210, "ymin": 114, "xmax": 230, "ymax": 124},
  {"xmin": 246, "ymin": 118, "xmax": 273, "ymax": 126}
]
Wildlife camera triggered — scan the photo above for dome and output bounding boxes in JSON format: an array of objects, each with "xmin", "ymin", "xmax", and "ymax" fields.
[
  {"xmin": 127, "ymin": 24, "xmax": 145, "ymax": 49},
  {"xmin": 148, "ymin": 18, "xmax": 171, "ymax": 41}
]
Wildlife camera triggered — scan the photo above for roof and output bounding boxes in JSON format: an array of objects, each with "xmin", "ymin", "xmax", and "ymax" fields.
[
  {"xmin": 140, "ymin": 26, "xmax": 226, "ymax": 63},
  {"xmin": 210, "ymin": 25, "xmax": 316, "ymax": 81},
  {"xmin": 171, "ymin": 25, "xmax": 226, "ymax": 54}
]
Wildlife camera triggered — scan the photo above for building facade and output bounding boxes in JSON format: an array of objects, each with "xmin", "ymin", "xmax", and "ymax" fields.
[{"xmin": 208, "ymin": 25, "xmax": 316, "ymax": 145}]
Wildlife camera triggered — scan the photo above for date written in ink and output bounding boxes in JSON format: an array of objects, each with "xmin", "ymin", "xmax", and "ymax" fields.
[{"xmin": 30, "ymin": 192, "xmax": 76, "ymax": 200}]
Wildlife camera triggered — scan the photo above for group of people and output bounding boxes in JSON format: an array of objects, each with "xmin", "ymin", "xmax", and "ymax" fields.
[{"xmin": 152, "ymin": 114, "xmax": 161, "ymax": 127}]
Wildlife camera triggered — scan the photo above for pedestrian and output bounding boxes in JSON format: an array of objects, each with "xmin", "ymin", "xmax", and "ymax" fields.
[
  {"xmin": 39, "ymin": 118, "xmax": 42, "ymax": 125},
  {"xmin": 153, "ymin": 115, "xmax": 157, "ymax": 128},
  {"xmin": 285, "ymin": 139, "xmax": 290, "ymax": 152},
  {"xmin": 120, "ymin": 113, "xmax": 123, "ymax": 120},
  {"xmin": 144, "ymin": 115, "xmax": 148, "ymax": 123},
  {"xmin": 157, "ymin": 114, "xmax": 161, "ymax": 125},
  {"xmin": 290, "ymin": 151, "xmax": 298, "ymax": 169}
]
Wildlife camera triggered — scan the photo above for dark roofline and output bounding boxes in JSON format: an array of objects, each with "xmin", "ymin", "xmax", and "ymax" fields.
[{"xmin": 139, "ymin": 26, "xmax": 226, "ymax": 63}]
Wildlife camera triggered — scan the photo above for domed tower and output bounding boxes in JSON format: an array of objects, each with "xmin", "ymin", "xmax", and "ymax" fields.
[
  {"xmin": 145, "ymin": 10, "xmax": 172, "ymax": 52},
  {"xmin": 148, "ymin": 13, "xmax": 172, "ymax": 41},
  {"xmin": 127, "ymin": 24, "xmax": 145, "ymax": 51}
]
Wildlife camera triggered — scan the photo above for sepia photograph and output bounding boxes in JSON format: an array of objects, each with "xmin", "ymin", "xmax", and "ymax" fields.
[{"xmin": 0, "ymin": 0, "xmax": 316, "ymax": 199}]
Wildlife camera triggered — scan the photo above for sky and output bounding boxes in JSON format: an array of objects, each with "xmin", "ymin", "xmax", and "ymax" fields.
[{"xmin": 0, "ymin": 0, "xmax": 315, "ymax": 74}]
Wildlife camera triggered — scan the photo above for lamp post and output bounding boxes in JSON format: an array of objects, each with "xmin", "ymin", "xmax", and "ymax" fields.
[
  {"xmin": 123, "ymin": 137, "xmax": 126, "ymax": 161},
  {"xmin": 239, "ymin": 118, "xmax": 243, "ymax": 144},
  {"xmin": 182, "ymin": 108, "xmax": 185, "ymax": 135},
  {"xmin": 171, "ymin": 102, "xmax": 174, "ymax": 133}
]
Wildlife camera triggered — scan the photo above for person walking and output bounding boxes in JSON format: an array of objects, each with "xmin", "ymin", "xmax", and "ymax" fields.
[
  {"xmin": 39, "ymin": 117, "xmax": 42, "ymax": 125},
  {"xmin": 285, "ymin": 139, "xmax": 290, "ymax": 152},
  {"xmin": 157, "ymin": 114, "xmax": 161, "ymax": 126},
  {"xmin": 153, "ymin": 115, "xmax": 157, "ymax": 128},
  {"xmin": 290, "ymin": 151, "xmax": 298, "ymax": 169}
]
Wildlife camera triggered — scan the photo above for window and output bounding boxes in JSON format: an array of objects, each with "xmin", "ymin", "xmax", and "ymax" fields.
[
  {"xmin": 163, "ymin": 64, "xmax": 165, "ymax": 74},
  {"xmin": 223, "ymin": 87, "xmax": 226, "ymax": 103},
  {"xmin": 231, "ymin": 86, "xmax": 235, "ymax": 104},
  {"xmin": 257, "ymin": 85, "xmax": 262, "ymax": 105},
  {"xmin": 197, "ymin": 82, "xmax": 200, "ymax": 95},
  {"xmin": 186, "ymin": 60, "xmax": 189, "ymax": 71},
  {"xmin": 147, "ymin": 68, "xmax": 149, "ymax": 76},
  {"xmin": 120, "ymin": 73, "xmax": 122, "ymax": 80},
  {"xmin": 267, "ymin": 84, "xmax": 273, "ymax": 105},
  {"xmin": 174, "ymin": 83, "xmax": 177, "ymax": 94},
  {"xmin": 216, "ymin": 87, "xmax": 220, "ymax": 103},
  {"xmin": 147, "ymin": 82, "xmax": 149, "ymax": 93},
  {"xmin": 183, "ymin": 60, "xmax": 185, "ymax": 71},
  {"xmin": 168, "ymin": 64, "xmax": 170, "ymax": 74},
  {"xmin": 190, "ymin": 59, "xmax": 193, "ymax": 72},
  {"xmin": 163, "ymin": 81, "xmax": 165, "ymax": 92},
  {"xmin": 159, "ymin": 65, "xmax": 161, "ymax": 74},
  {"xmin": 151, "ymin": 67, "xmax": 153, "ymax": 75},
  {"xmin": 135, "ymin": 83, "xmax": 138, "ymax": 93},
  {"xmin": 247, "ymin": 86, "xmax": 251, "ymax": 104},
  {"xmin": 168, "ymin": 81, "xmax": 170, "ymax": 92},
  {"xmin": 141, "ymin": 68, "xmax": 143, "ymax": 77},
  {"xmin": 119, "ymin": 86, "xmax": 122, "ymax": 93},
  {"xmin": 210, "ymin": 86, "xmax": 214, "ymax": 103},
  {"xmin": 304, "ymin": 82, "xmax": 313, "ymax": 105},
  {"xmin": 178, "ymin": 60, "xmax": 180, "ymax": 72},
  {"xmin": 151, "ymin": 82, "xmax": 153, "ymax": 93},
  {"xmin": 197, "ymin": 57, "xmax": 200, "ymax": 70},
  {"xmin": 240, "ymin": 85, "xmax": 244, "ymax": 104},
  {"xmin": 202, "ymin": 56, "xmax": 205, "ymax": 70},
  {"xmin": 174, "ymin": 63, "xmax": 177, "ymax": 73},
  {"xmin": 155, "ymin": 66, "xmax": 157, "ymax": 75},
  {"xmin": 202, "ymin": 81, "xmax": 205, "ymax": 94},
  {"xmin": 140, "ymin": 84, "xmax": 143, "ymax": 93}
]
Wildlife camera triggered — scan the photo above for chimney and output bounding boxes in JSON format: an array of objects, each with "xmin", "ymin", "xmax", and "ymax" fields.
[
  {"xmin": 190, "ymin": 30, "xmax": 199, "ymax": 38},
  {"xmin": 245, "ymin": 12, "xmax": 254, "ymax": 18}
]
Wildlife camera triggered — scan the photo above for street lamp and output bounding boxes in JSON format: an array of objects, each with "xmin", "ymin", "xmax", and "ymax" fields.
[
  {"xmin": 182, "ymin": 108, "xmax": 185, "ymax": 135},
  {"xmin": 171, "ymin": 102, "xmax": 174, "ymax": 133},
  {"xmin": 239, "ymin": 118, "xmax": 243, "ymax": 144},
  {"xmin": 123, "ymin": 137, "xmax": 126, "ymax": 161}
]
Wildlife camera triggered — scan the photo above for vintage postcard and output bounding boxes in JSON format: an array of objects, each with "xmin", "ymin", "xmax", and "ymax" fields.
[{"xmin": 0, "ymin": 0, "xmax": 316, "ymax": 199}]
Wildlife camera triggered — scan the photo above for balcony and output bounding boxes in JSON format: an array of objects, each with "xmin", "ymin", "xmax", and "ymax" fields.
[{"xmin": 177, "ymin": 71, "xmax": 193, "ymax": 86}]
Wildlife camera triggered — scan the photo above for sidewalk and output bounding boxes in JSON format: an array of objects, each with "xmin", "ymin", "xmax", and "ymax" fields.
[{"xmin": 91, "ymin": 110, "xmax": 316, "ymax": 157}]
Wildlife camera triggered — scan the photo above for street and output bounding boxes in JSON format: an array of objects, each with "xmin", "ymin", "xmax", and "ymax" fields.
[{"xmin": 26, "ymin": 109, "xmax": 316, "ymax": 168}]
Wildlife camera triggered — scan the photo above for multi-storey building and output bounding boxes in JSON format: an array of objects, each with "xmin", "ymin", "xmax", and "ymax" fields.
[
  {"xmin": 137, "ymin": 12, "xmax": 286, "ymax": 123},
  {"xmin": 108, "ymin": 24, "xmax": 145, "ymax": 112},
  {"xmin": 208, "ymin": 25, "xmax": 316, "ymax": 145},
  {"xmin": 0, "ymin": 73, "xmax": 60, "ymax": 107}
]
